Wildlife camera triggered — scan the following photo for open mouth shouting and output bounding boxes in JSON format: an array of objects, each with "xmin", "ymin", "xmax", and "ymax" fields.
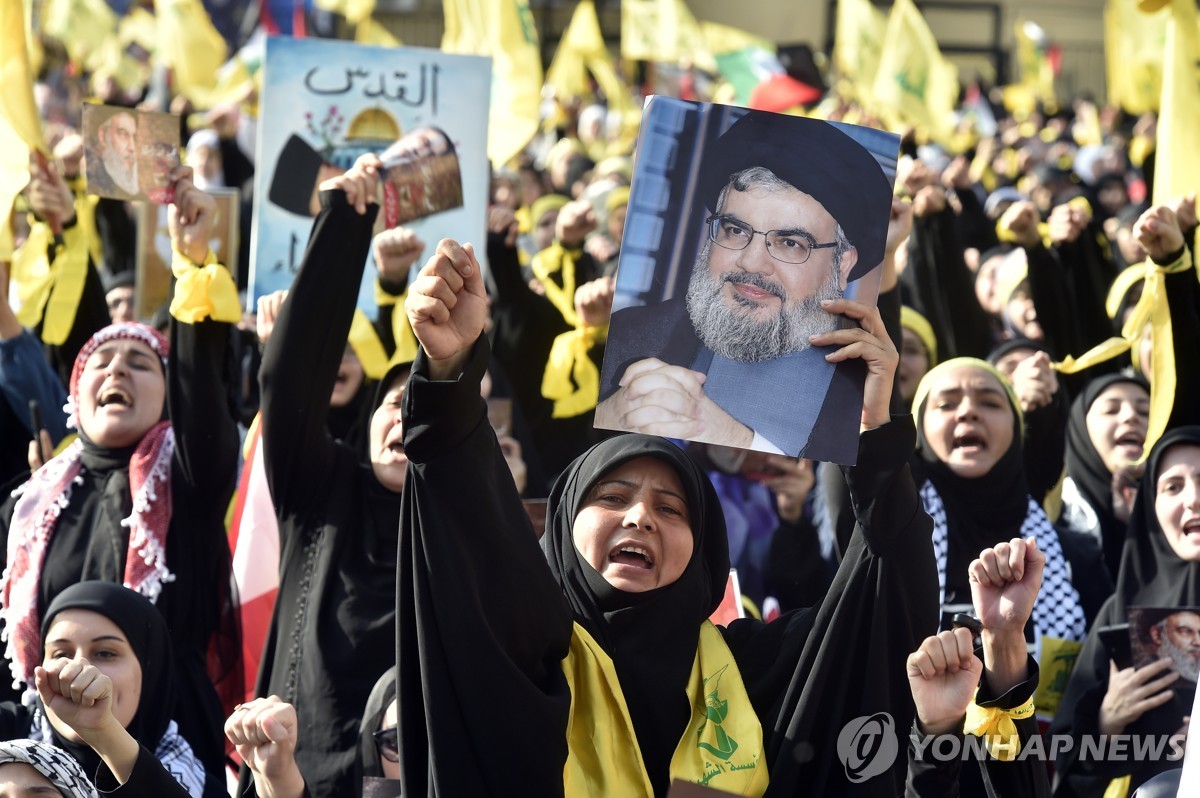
[
  {"xmin": 604, "ymin": 537, "xmax": 659, "ymax": 586},
  {"xmin": 98, "ymin": 385, "xmax": 134, "ymax": 411}
]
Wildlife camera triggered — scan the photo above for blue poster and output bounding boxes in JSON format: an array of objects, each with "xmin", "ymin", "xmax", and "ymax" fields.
[{"xmin": 250, "ymin": 36, "xmax": 491, "ymax": 311}]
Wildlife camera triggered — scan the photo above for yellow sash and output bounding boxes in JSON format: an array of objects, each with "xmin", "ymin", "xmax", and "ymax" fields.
[
  {"xmin": 963, "ymin": 692, "xmax": 1036, "ymax": 762},
  {"xmin": 533, "ymin": 244, "xmax": 604, "ymax": 418},
  {"xmin": 1054, "ymin": 249, "xmax": 1192, "ymax": 463},
  {"xmin": 561, "ymin": 621, "xmax": 768, "ymax": 797},
  {"xmin": 371, "ymin": 280, "xmax": 419, "ymax": 365},
  {"xmin": 12, "ymin": 220, "xmax": 90, "ymax": 345}
]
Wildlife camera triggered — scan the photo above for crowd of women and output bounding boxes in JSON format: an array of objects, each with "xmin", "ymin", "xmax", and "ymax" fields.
[{"xmin": 1, "ymin": 47, "xmax": 1199, "ymax": 798}]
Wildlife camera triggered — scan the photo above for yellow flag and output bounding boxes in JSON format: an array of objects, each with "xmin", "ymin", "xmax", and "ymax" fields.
[
  {"xmin": 546, "ymin": 2, "xmax": 639, "ymax": 156},
  {"xmin": 1151, "ymin": 0, "xmax": 1200, "ymax": 205},
  {"xmin": 442, "ymin": 0, "xmax": 541, "ymax": 169},
  {"xmin": 1106, "ymin": 0, "xmax": 1169, "ymax": 114},
  {"xmin": 834, "ymin": 0, "xmax": 888, "ymax": 99},
  {"xmin": 621, "ymin": 0, "xmax": 711, "ymax": 69},
  {"xmin": 1014, "ymin": 19, "xmax": 1057, "ymax": 111},
  {"xmin": 1, "ymin": 0, "xmax": 46, "ymax": 260},
  {"xmin": 701, "ymin": 20, "xmax": 772, "ymax": 56},
  {"xmin": 355, "ymin": 15, "xmax": 401, "ymax": 46},
  {"xmin": 872, "ymin": 0, "xmax": 958, "ymax": 142},
  {"xmin": 315, "ymin": 0, "xmax": 375, "ymax": 26},
  {"xmin": 156, "ymin": 0, "xmax": 229, "ymax": 105},
  {"xmin": 41, "ymin": 0, "xmax": 116, "ymax": 68}
]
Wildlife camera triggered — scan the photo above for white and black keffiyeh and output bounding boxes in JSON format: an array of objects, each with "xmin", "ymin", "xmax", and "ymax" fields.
[
  {"xmin": 923, "ymin": 480, "xmax": 1088, "ymax": 643},
  {"xmin": 0, "ymin": 739, "xmax": 98, "ymax": 798}
]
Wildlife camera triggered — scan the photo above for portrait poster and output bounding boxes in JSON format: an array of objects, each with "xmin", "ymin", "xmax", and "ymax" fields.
[
  {"xmin": 1128, "ymin": 606, "xmax": 1200, "ymax": 682},
  {"xmin": 249, "ymin": 36, "xmax": 490, "ymax": 312},
  {"xmin": 596, "ymin": 98, "xmax": 899, "ymax": 465},
  {"xmin": 82, "ymin": 105, "xmax": 181, "ymax": 204},
  {"xmin": 134, "ymin": 188, "xmax": 240, "ymax": 321}
]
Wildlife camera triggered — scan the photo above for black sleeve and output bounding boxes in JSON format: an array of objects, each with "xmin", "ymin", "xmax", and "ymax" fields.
[
  {"xmin": 951, "ymin": 186, "xmax": 999, "ymax": 253},
  {"xmin": 902, "ymin": 207, "xmax": 993, "ymax": 360},
  {"xmin": 1053, "ymin": 223, "xmax": 1121, "ymax": 353},
  {"xmin": 36, "ymin": 244, "xmax": 110, "ymax": 388},
  {"xmin": 92, "ymin": 746, "xmax": 193, "ymax": 797},
  {"xmin": 218, "ymin": 135, "xmax": 256, "ymax": 192},
  {"xmin": 95, "ymin": 197, "xmax": 136, "ymax": 275},
  {"xmin": 1022, "ymin": 389, "xmax": 1068, "ymax": 506},
  {"xmin": 394, "ymin": 336, "xmax": 574, "ymax": 795},
  {"xmin": 765, "ymin": 515, "xmax": 833, "ymax": 611},
  {"xmin": 878, "ymin": 284, "xmax": 907, "ymax": 416},
  {"xmin": 1164, "ymin": 252, "xmax": 1200, "ymax": 429},
  {"xmin": 259, "ymin": 191, "xmax": 378, "ymax": 515}
]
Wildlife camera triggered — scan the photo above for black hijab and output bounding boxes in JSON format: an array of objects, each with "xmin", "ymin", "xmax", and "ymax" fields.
[
  {"xmin": 540, "ymin": 434, "xmax": 728, "ymax": 796},
  {"xmin": 356, "ymin": 665, "xmax": 397, "ymax": 784},
  {"xmin": 1113, "ymin": 426, "xmax": 1200, "ymax": 608},
  {"xmin": 915, "ymin": 359, "xmax": 1029, "ymax": 597},
  {"xmin": 39, "ymin": 581, "xmax": 174, "ymax": 779},
  {"xmin": 1066, "ymin": 373, "xmax": 1151, "ymax": 578}
]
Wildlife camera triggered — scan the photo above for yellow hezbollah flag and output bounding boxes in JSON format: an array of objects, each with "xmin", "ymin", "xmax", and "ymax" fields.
[
  {"xmin": 872, "ymin": 0, "xmax": 958, "ymax": 142},
  {"xmin": 621, "ymin": 0, "xmax": 711, "ymax": 69},
  {"xmin": 1106, "ymin": 0, "xmax": 1169, "ymax": 114},
  {"xmin": 834, "ymin": 0, "xmax": 888, "ymax": 100},
  {"xmin": 156, "ymin": 0, "xmax": 229, "ymax": 105},
  {"xmin": 0, "ymin": 0, "xmax": 47, "ymax": 260},
  {"xmin": 1150, "ymin": 0, "xmax": 1200, "ymax": 206},
  {"xmin": 442, "ymin": 0, "xmax": 541, "ymax": 169},
  {"xmin": 545, "ymin": 0, "xmax": 637, "ymax": 149},
  {"xmin": 355, "ymin": 15, "xmax": 401, "ymax": 46},
  {"xmin": 41, "ymin": 0, "xmax": 116, "ymax": 68}
]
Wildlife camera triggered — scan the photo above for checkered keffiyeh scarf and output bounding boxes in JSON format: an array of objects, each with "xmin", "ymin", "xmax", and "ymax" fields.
[
  {"xmin": 0, "ymin": 739, "xmax": 98, "ymax": 797},
  {"xmin": 922, "ymin": 480, "xmax": 1088, "ymax": 643},
  {"xmin": 0, "ymin": 324, "xmax": 176, "ymax": 692}
]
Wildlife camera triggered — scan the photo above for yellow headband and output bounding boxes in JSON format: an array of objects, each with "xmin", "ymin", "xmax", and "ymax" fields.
[
  {"xmin": 530, "ymin": 194, "xmax": 570, "ymax": 227},
  {"xmin": 900, "ymin": 306, "xmax": 938, "ymax": 365},
  {"xmin": 912, "ymin": 357, "xmax": 1024, "ymax": 438}
]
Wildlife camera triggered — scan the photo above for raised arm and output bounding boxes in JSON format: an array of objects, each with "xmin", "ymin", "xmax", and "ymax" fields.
[
  {"xmin": 395, "ymin": 238, "xmax": 573, "ymax": 795},
  {"xmin": 258, "ymin": 157, "xmax": 379, "ymax": 513}
]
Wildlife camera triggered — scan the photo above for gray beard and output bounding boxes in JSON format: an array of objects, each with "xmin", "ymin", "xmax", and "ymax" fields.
[
  {"xmin": 103, "ymin": 147, "xmax": 138, "ymax": 195},
  {"xmin": 685, "ymin": 238, "xmax": 843, "ymax": 363},
  {"xmin": 1161, "ymin": 637, "xmax": 1200, "ymax": 682}
]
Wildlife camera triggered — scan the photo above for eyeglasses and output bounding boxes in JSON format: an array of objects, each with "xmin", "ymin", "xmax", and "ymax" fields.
[
  {"xmin": 706, "ymin": 215, "xmax": 837, "ymax": 265},
  {"xmin": 373, "ymin": 727, "xmax": 399, "ymax": 763}
]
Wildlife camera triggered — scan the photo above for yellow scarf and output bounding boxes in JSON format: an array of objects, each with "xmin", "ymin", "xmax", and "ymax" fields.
[
  {"xmin": 963, "ymin": 692, "xmax": 1036, "ymax": 762},
  {"xmin": 66, "ymin": 177, "xmax": 102, "ymax": 267},
  {"xmin": 561, "ymin": 621, "xmax": 768, "ymax": 796},
  {"xmin": 12, "ymin": 220, "xmax": 90, "ymax": 345},
  {"xmin": 346, "ymin": 281, "xmax": 420, "ymax": 381},
  {"xmin": 533, "ymin": 244, "xmax": 606, "ymax": 418},
  {"xmin": 169, "ymin": 248, "xmax": 242, "ymax": 324},
  {"xmin": 1054, "ymin": 249, "xmax": 1192, "ymax": 463}
]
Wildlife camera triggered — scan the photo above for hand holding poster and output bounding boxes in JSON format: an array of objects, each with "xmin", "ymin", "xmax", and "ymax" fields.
[
  {"xmin": 250, "ymin": 37, "xmax": 490, "ymax": 308},
  {"xmin": 596, "ymin": 99, "xmax": 899, "ymax": 464},
  {"xmin": 82, "ymin": 105, "xmax": 181, "ymax": 204}
]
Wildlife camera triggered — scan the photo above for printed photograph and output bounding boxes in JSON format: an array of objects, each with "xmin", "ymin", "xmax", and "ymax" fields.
[
  {"xmin": 82, "ymin": 105, "xmax": 181, "ymax": 203},
  {"xmin": 596, "ymin": 98, "xmax": 900, "ymax": 464},
  {"xmin": 1129, "ymin": 607, "xmax": 1200, "ymax": 684}
]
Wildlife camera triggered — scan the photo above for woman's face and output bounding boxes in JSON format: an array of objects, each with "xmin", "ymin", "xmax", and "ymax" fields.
[
  {"xmin": 369, "ymin": 372, "xmax": 410, "ymax": 493},
  {"xmin": 42, "ymin": 609, "xmax": 142, "ymax": 740},
  {"xmin": 76, "ymin": 339, "xmax": 166, "ymax": 448},
  {"xmin": 898, "ymin": 327, "xmax": 930, "ymax": 403},
  {"xmin": 378, "ymin": 699, "xmax": 399, "ymax": 779},
  {"xmin": 330, "ymin": 349, "xmax": 365, "ymax": 408},
  {"xmin": 572, "ymin": 456, "xmax": 694, "ymax": 593},
  {"xmin": 1085, "ymin": 382, "xmax": 1150, "ymax": 473},
  {"xmin": 922, "ymin": 365, "xmax": 1016, "ymax": 478},
  {"xmin": 1155, "ymin": 445, "xmax": 1200, "ymax": 562}
]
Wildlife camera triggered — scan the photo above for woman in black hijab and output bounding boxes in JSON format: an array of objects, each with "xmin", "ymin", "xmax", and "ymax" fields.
[
  {"xmin": 392, "ymin": 157, "xmax": 939, "ymax": 795},
  {"xmin": 0, "ymin": 581, "xmax": 224, "ymax": 795},
  {"xmin": 1060, "ymin": 373, "xmax": 1151, "ymax": 579},
  {"xmin": 1050, "ymin": 427, "xmax": 1200, "ymax": 796}
]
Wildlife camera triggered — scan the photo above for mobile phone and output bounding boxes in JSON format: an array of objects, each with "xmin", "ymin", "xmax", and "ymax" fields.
[
  {"xmin": 1097, "ymin": 623, "xmax": 1133, "ymax": 670},
  {"xmin": 28, "ymin": 400, "xmax": 49, "ymax": 465}
]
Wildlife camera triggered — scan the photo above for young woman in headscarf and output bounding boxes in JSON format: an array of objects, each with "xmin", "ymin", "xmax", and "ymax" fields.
[
  {"xmin": 0, "ymin": 172, "xmax": 239, "ymax": 777},
  {"xmin": 0, "ymin": 581, "xmax": 224, "ymax": 796},
  {"xmin": 1059, "ymin": 373, "xmax": 1151, "ymax": 580},
  {"xmin": 244, "ymin": 161, "xmax": 415, "ymax": 798},
  {"xmin": 912, "ymin": 358, "xmax": 1093, "ymax": 637},
  {"xmin": 1050, "ymin": 427, "xmax": 1200, "ymax": 797},
  {"xmin": 0, "ymin": 739, "xmax": 97, "ymax": 798},
  {"xmin": 389, "ymin": 162, "xmax": 939, "ymax": 795}
]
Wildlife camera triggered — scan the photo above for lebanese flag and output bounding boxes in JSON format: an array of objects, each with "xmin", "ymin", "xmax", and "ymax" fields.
[{"xmin": 228, "ymin": 416, "xmax": 280, "ymax": 705}]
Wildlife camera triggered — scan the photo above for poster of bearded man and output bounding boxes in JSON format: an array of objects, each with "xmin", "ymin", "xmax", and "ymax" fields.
[
  {"xmin": 83, "ymin": 105, "xmax": 181, "ymax": 204},
  {"xmin": 597, "ymin": 99, "xmax": 899, "ymax": 464}
]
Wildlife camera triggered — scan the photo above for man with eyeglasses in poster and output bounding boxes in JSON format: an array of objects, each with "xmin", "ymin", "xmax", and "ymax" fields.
[{"xmin": 596, "ymin": 111, "xmax": 893, "ymax": 462}]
